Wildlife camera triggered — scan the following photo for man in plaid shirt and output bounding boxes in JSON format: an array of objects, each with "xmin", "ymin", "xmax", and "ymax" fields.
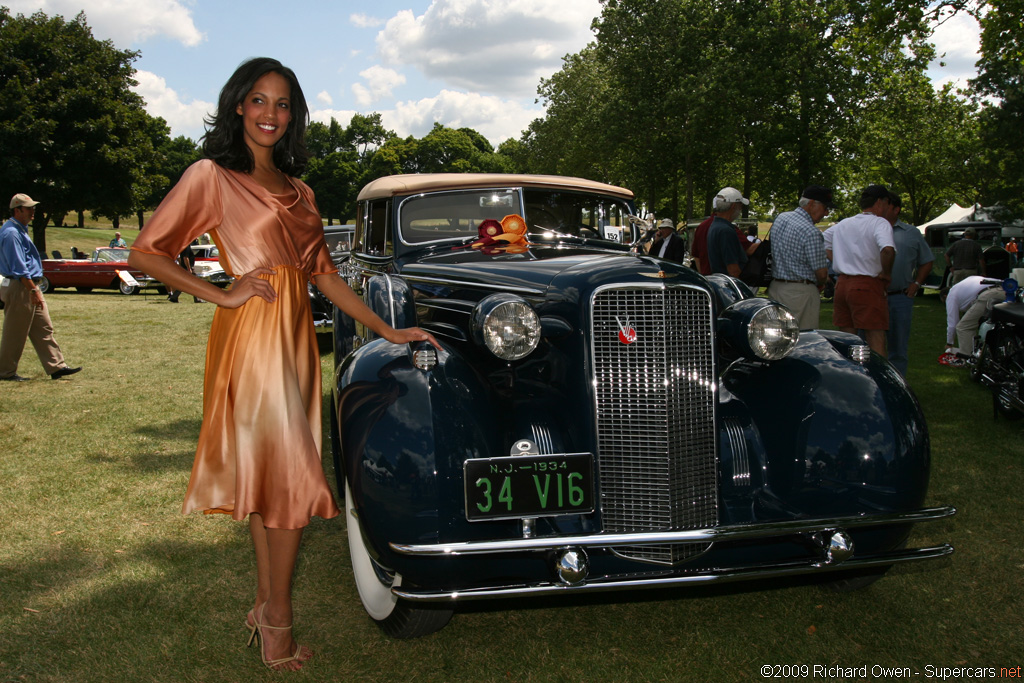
[{"xmin": 766, "ymin": 185, "xmax": 834, "ymax": 329}]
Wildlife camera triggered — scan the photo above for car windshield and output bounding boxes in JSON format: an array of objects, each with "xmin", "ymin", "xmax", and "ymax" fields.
[
  {"xmin": 398, "ymin": 188, "xmax": 637, "ymax": 245},
  {"xmin": 194, "ymin": 245, "xmax": 220, "ymax": 258},
  {"xmin": 94, "ymin": 248, "xmax": 128, "ymax": 263},
  {"xmin": 325, "ymin": 229, "xmax": 354, "ymax": 258},
  {"xmin": 522, "ymin": 188, "xmax": 636, "ymax": 244}
]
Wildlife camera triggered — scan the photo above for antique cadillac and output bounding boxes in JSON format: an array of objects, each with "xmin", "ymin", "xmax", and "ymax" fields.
[{"xmin": 330, "ymin": 173, "xmax": 955, "ymax": 638}]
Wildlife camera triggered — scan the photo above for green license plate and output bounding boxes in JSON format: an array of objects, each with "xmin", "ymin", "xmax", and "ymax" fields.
[{"xmin": 464, "ymin": 453, "xmax": 594, "ymax": 521}]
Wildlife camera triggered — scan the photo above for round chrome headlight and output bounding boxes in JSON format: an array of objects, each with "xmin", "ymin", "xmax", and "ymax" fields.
[
  {"xmin": 747, "ymin": 304, "xmax": 800, "ymax": 360},
  {"xmin": 719, "ymin": 298, "xmax": 799, "ymax": 362},
  {"xmin": 471, "ymin": 293, "xmax": 541, "ymax": 361}
]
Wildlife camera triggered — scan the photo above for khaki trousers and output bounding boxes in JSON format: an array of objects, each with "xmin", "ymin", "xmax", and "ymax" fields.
[
  {"xmin": 767, "ymin": 280, "xmax": 821, "ymax": 330},
  {"xmin": 0, "ymin": 278, "xmax": 66, "ymax": 377},
  {"xmin": 955, "ymin": 287, "xmax": 1006, "ymax": 356}
]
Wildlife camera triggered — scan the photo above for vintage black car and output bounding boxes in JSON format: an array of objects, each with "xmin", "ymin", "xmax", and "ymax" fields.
[
  {"xmin": 310, "ymin": 224, "xmax": 355, "ymax": 331},
  {"xmin": 330, "ymin": 173, "xmax": 955, "ymax": 638}
]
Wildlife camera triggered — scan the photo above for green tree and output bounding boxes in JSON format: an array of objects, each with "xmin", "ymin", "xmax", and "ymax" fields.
[
  {"xmin": 343, "ymin": 113, "xmax": 394, "ymax": 160},
  {"xmin": 519, "ymin": 0, "xmax": 940, "ymax": 219},
  {"xmin": 306, "ymin": 118, "xmax": 346, "ymax": 159},
  {"xmin": 854, "ymin": 74, "xmax": 981, "ymax": 225},
  {"xmin": 0, "ymin": 8, "xmax": 158, "ymax": 252},
  {"xmin": 971, "ymin": 0, "xmax": 1024, "ymax": 219}
]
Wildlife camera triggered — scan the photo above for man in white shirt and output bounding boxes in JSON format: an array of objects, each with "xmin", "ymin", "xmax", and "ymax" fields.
[
  {"xmin": 823, "ymin": 184, "xmax": 896, "ymax": 356},
  {"xmin": 940, "ymin": 275, "xmax": 1006, "ymax": 365}
]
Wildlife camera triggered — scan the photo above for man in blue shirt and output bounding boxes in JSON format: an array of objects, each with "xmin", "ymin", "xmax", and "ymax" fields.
[
  {"xmin": 0, "ymin": 194, "xmax": 82, "ymax": 381},
  {"xmin": 885, "ymin": 193, "xmax": 933, "ymax": 376},
  {"xmin": 706, "ymin": 187, "xmax": 749, "ymax": 276},
  {"xmin": 766, "ymin": 185, "xmax": 834, "ymax": 330}
]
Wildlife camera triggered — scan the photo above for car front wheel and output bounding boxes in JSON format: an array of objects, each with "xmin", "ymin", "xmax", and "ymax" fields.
[
  {"xmin": 38, "ymin": 276, "xmax": 50, "ymax": 294},
  {"xmin": 119, "ymin": 281, "xmax": 139, "ymax": 295},
  {"xmin": 344, "ymin": 482, "xmax": 452, "ymax": 639}
]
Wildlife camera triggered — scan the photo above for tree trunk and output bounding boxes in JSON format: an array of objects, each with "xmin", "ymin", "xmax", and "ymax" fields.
[
  {"xmin": 742, "ymin": 136, "xmax": 753, "ymax": 220},
  {"xmin": 32, "ymin": 213, "xmax": 47, "ymax": 255},
  {"xmin": 77, "ymin": 210, "xmax": 85, "ymax": 228},
  {"xmin": 113, "ymin": 216, "xmax": 120, "ymax": 230},
  {"xmin": 137, "ymin": 210, "xmax": 145, "ymax": 229},
  {"xmin": 684, "ymin": 153, "xmax": 694, "ymax": 220}
]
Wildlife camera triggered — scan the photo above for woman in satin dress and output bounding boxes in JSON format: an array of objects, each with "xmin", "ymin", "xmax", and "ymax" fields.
[{"xmin": 129, "ymin": 57, "xmax": 439, "ymax": 671}]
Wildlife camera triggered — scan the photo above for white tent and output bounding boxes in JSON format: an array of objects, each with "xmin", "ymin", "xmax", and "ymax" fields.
[{"xmin": 917, "ymin": 203, "xmax": 975, "ymax": 233}]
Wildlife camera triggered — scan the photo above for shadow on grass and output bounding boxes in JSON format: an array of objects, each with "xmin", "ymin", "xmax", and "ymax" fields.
[
  {"xmin": 85, "ymin": 448, "xmax": 196, "ymax": 474},
  {"xmin": 133, "ymin": 418, "xmax": 203, "ymax": 444},
  {"xmin": 0, "ymin": 536, "xmax": 260, "ymax": 683}
]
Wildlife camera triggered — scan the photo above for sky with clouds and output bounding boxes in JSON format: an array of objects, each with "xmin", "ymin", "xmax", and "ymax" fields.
[{"xmin": 5, "ymin": 0, "xmax": 983, "ymax": 148}]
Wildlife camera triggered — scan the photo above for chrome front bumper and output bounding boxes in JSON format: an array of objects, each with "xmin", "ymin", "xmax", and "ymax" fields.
[{"xmin": 388, "ymin": 505, "xmax": 956, "ymax": 602}]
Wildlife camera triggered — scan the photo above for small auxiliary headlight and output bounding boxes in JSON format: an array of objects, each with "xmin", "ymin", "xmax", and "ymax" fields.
[{"xmin": 471, "ymin": 293, "xmax": 541, "ymax": 361}]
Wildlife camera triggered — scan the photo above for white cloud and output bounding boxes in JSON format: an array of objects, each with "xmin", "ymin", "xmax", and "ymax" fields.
[
  {"xmin": 316, "ymin": 90, "xmax": 334, "ymax": 106},
  {"xmin": 352, "ymin": 66, "xmax": 407, "ymax": 106},
  {"xmin": 350, "ymin": 12, "xmax": 385, "ymax": 29},
  {"xmin": 5, "ymin": 0, "xmax": 204, "ymax": 47},
  {"xmin": 132, "ymin": 70, "xmax": 212, "ymax": 141},
  {"xmin": 927, "ymin": 11, "xmax": 982, "ymax": 93},
  {"xmin": 313, "ymin": 90, "xmax": 541, "ymax": 147},
  {"xmin": 385, "ymin": 90, "xmax": 541, "ymax": 145},
  {"xmin": 310, "ymin": 107, "xmax": 360, "ymax": 132},
  {"xmin": 376, "ymin": 0, "xmax": 601, "ymax": 97}
]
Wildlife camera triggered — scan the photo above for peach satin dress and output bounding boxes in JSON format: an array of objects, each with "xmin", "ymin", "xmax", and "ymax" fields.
[{"xmin": 132, "ymin": 159, "xmax": 341, "ymax": 529}]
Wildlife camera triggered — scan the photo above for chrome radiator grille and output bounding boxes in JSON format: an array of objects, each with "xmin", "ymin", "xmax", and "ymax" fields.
[{"xmin": 591, "ymin": 284, "xmax": 718, "ymax": 565}]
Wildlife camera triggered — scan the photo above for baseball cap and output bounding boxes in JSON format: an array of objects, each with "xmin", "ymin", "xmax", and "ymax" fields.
[
  {"xmin": 10, "ymin": 193, "xmax": 40, "ymax": 209},
  {"xmin": 801, "ymin": 185, "xmax": 835, "ymax": 209},
  {"xmin": 860, "ymin": 184, "xmax": 890, "ymax": 203},
  {"xmin": 713, "ymin": 187, "xmax": 749, "ymax": 210}
]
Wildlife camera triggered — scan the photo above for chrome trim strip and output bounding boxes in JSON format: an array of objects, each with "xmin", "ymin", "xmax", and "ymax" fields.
[
  {"xmin": 392, "ymin": 544, "xmax": 954, "ymax": 602},
  {"xmin": 723, "ymin": 418, "xmax": 750, "ymax": 488},
  {"xmin": 401, "ymin": 274, "xmax": 544, "ymax": 296},
  {"xmin": 384, "ymin": 273, "xmax": 396, "ymax": 327},
  {"xmin": 389, "ymin": 506, "xmax": 956, "ymax": 556}
]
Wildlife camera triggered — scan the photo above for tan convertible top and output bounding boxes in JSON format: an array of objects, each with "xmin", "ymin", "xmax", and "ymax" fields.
[{"xmin": 356, "ymin": 173, "xmax": 635, "ymax": 202}]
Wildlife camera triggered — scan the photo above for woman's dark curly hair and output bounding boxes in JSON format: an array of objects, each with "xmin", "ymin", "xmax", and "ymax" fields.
[{"xmin": 201, "ymin": 57, "xmax": 310, "ymax": 176}]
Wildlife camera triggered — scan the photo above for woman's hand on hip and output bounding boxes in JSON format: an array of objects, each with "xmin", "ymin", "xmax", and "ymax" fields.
[{"xmin": 219, "ymin": 268, "xmax": 278, "ymax": 308}]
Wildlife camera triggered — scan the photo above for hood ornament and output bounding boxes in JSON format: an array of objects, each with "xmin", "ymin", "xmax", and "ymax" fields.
[{"xmin": 640, "ymin": 270, "xmax": 677, "ymax": 279}]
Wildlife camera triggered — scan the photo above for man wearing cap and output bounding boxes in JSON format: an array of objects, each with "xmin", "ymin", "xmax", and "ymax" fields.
[
  {"xmin": 823, "ymin": 184, "xmax": 896, "ymax": 356},
  {"xmin": 945, "ymin": 228, "xmax": 984, "ymax": 285},
  {"xmin": 0, "ymin": 194, "xmax": 82, "ymax": 381},
  {"xmin": 109, "ymin": 232, "xmax": 127, "ymax": 248},
  {"xmin": 706, "ymin": 187, "xmax": 750, "ymax": 277},
  {"xmin": 884, "ymin": 193, "xmax": 933, "ymax": 376},
  {"xmin": 649, "ymin": 218, "xmax": 686, "ymax": 263},
  {"xmin": 766, "ymin": 185, "xmax": 834, "ymax": 330}
]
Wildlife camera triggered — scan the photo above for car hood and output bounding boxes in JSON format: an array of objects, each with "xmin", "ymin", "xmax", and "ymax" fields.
[{"xmin": 397, "ymin": 244, "xmax": 704, "ymax": 295}]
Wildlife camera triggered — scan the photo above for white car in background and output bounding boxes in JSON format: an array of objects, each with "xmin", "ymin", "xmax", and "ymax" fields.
[{"xmin": 190, "ymin": 243, "xmax": 231, "ymax": 286}]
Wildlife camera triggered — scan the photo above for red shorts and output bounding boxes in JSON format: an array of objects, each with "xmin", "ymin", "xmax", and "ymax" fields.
[{"xmin": 833, "ymin": 275, "xmax": 889, "ymax": 330}]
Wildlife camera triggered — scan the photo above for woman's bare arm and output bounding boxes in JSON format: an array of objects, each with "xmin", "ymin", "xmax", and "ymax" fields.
[
  {"xmin": 312, "ymin": 271, "xmax": 441, "ymax": 350},
  {"xmin": 128, "ymin": 250, "xmax": 277, "ymax": 308}
]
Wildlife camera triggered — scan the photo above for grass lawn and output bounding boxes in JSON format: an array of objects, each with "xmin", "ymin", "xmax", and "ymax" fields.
[{"xmin": 0, "ymin": 290, "xmax": 1020, "ymax": 682}]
